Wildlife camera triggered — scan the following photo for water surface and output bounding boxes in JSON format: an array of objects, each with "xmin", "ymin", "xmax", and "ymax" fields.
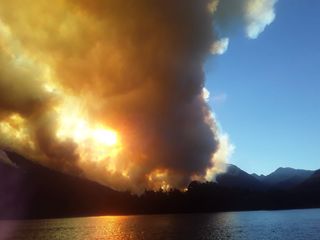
[{"xmin": 1, "ymin": 209, "xmax": 319, "ymax": 240}]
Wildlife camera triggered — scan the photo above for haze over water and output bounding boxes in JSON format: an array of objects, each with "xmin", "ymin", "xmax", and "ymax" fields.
[{"xmin": 1, "ymin": 209, "xmax": 319, "ymax": 240}]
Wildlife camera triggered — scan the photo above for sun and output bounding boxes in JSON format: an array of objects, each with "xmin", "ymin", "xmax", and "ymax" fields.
[
  {"xmin": 92, "ymin": 128, "xmax": 118, "ymax": 146},
  {"xmin": 56, "ymin": 117, "xmax": 119, "ymax": 147},
  {"xmin": 54, "ymin": 100, "xmax": 122, "ymax": 164}
]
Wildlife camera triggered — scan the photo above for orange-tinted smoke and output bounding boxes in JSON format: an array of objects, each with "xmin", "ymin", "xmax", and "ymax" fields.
[{"xmin": 0, "ymin": 0, "xmax": 231, "ymax": 193}]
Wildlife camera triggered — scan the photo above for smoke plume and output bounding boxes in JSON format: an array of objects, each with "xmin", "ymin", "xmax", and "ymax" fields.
[
  {"xmin": 0, "ymin": 0, "xmax": 276, "ymax": 193},
  {"xmin": 212, "ymin": 0, "xmax": 278, "ymax": 53}
]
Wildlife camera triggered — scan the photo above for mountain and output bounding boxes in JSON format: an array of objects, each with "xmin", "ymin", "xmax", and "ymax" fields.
[
  {"xmin": 252, "ymin": 167, "xmax": 314, "ymax": 189},
  {"xmin": 0, "ymin": 151, "xmax": 135, "ymax": 219},
  {"xmin": 216, "ymin": 164, "xmax": 265, "ymax": 191},
  {"xmin": 298, "ymin": 170, "xmax": 320, "ymax": 191},
  {"xmin": 251, "ymin": 173, "xmax": 265, "ymax": 181},
  {"xmin": 1, "ymin": 150, "xmax": 320, "ymax": 218}
]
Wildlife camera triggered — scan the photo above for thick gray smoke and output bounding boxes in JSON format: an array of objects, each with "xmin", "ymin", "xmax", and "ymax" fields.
[{"xmin": 0, "ymin": 0, "xmax": 277, "ymax": 192}]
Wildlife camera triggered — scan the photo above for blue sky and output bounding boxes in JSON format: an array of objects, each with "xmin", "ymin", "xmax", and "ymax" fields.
[{"xmin": 205, "ymin": 0, "xmax": 320, "ymax": 175}]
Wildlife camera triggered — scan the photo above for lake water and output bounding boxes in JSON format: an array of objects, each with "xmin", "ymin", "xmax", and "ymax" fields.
[{"xmin": 0, "ymin": 209, "xmax": 319, "ymax": 240}]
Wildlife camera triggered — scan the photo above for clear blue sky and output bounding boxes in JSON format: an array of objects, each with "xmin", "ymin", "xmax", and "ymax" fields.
[{"xmin": 205, "ymin": 0, "xmax": 320, "ymax": 175}]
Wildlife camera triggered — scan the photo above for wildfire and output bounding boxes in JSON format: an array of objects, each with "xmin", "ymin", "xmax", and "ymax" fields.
[
  {"xmin": 55, "ymin": 98, "xmax": 121, "ymax": 164},
  {"xmin": 56, "ymin": 116, "xmax": 118, "ymax": 148},
  {"xmin": 0, "ymin": 0, "xmax": 236, "ymax": 193},
  {"xmin": 0, "ymin": 114, "xmax": 35, "ymax": 152},
  {"xmin": 92, "ymin": 128, "xmax": 118, "ymax": 147}
]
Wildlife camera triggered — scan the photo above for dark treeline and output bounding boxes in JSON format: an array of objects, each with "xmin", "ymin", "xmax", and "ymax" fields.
[{"xmin": 1, "ymin": 151, "xmax": 320, "ymax": 219}]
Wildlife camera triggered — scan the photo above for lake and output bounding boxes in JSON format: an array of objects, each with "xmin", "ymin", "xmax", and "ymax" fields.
[{"xmin": 0, "ymin": 209, "xmax": 319, "ymax": 240}]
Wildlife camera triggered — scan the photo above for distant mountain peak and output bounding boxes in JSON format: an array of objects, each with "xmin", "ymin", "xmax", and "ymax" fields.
[
  {"xmin": 216, "ymin": 164, "xmax": 265, "ymax": 191},
  {"xmin": 225, "ymin": 164, "xmax": 242, "ymax": 175},
  {"xmin": 251, "ymin": 173, "xmax": 266, "ymax": 181},
  {"xmin": 253, "ymin": 166, "xmax": 315, "ymax": 189},
  {"xmin": 274, "ymin": 167, "xmax": 297, "ymax": 172}
]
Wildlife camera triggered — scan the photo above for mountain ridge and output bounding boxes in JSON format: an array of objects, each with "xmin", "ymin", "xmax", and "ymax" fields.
[
  {"xmin": 250, "ymin": 166, "xmax": 314, "ymax": 189},
  {"xmin": 0, "ymin": 150, "xmax": 319, "ymax": 219}
]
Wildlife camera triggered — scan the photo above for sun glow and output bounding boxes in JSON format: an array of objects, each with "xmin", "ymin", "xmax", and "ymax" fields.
[
  {"xmin": 55, "ymin": 100, "xmax": 121, "ymax": 164},
  {"xmin": 56, "ymin": 116, "xmax": 119, "ymax": 147},
  {"xmin": 92, "ymin": 128, "xmax": 118, "ymax": 146}
]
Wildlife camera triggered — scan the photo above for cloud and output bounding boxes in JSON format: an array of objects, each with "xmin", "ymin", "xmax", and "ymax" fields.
[
  {"xmin": 205, "ymin": 133, "xmax": 235, "ymax": 181},
  {"xmin": 211, "ymin": 38, "xmax": 229, "ymax": 55},
  {"xmin": 244, "ymin": 0, "xmax": 278, "ymax": 39},
  {"xmin": 211, "ymin": 0, "xmax": 278, "ymax": 54}
]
